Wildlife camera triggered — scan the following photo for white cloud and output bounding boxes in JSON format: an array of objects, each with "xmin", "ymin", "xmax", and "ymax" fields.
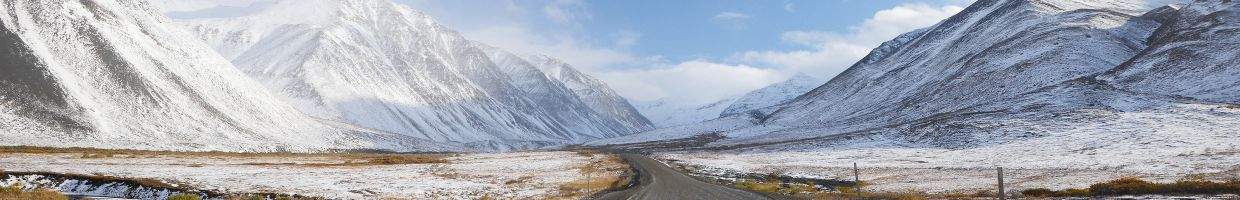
[
  {"xmin": 784, "ymin": 3, "xmax": 795, "ymax": 13},
  {"xmin": 599, "ymin": 61, "xmax": 786, "ymax": 104},
  {"xmin": 400, "ymin": 0, "xmax": 969, "ymax": 106},
  {"xmin": 736, "ymin": 3, "xmax": 965, "ymax": 78},
  {"xmin": 543, "ymin": 0, "xmax": 589, "ymax": 25},
  {"xmin": 712, "ymin": 12, "xmax": 752, "ymax": 30},
  {"xmin": 615, "ymin": 30, "xmax": 641, "ymax": 48}
]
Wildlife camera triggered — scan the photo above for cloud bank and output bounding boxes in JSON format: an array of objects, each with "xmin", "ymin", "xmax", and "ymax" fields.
[{"xmin": 737, "ymin": 3, "xmax": 965, "ymax": 78}]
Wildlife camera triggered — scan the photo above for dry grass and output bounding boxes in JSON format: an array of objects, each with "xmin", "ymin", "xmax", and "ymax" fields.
[
  {"xmin": 550, "ymin": 152, "xmax": 631, "ymax": 200},
  {"xmin": 730, "ymin": 178, "xmax": 999, "ymax": 200},
  {"xmin": 79, "ymin": 152, "xmax": 116, "ymax": 159},
  {"xmin": 168, "ymin": 194, "xmax": 202, "ymax": 200},
  {"xmin": 505, "ymin": 176, "xmax": 535, "ymax": 185},
  {"xmin": 734, "ymin": 179, "xmax": 784, "ymax": 194},
  {"xmin": 220, "ymin": 194, "xmax": 325, "ymax": 200},
  {"xmin": 0, "ymin": 183, "xmax": 67, "ymax": 200},
  {"xmin": 1022, "ymin": 176, "xmax": 1240, "ymax": 197},
  {"xmin": 250, "ymin": 155, "xmax": 450, "ymax": 167}
]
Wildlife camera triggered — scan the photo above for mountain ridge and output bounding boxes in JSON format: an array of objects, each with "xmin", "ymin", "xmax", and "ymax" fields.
[
  {"xmin": 0, "ymin": 0, "xmax": 456, "ymax": 152},
  {"xmin": 170, "ymin": 0, "xmax": 652, "ymax": 150}
]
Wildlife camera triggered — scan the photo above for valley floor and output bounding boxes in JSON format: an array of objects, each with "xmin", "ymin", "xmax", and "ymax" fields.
[
  {"xmin": 652, "ymin": 104, "xmax": 1240, "ymax": 195},
  {"xmin": 0, "ymin": 149, "xmax": 627, "ymax": 199},
  {"xmin": 659, "ymin": 144, "xmax": 1240, "ymax": 194}
]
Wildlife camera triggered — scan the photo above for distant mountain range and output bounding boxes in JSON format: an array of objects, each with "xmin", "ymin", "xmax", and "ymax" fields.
[
  {"xmin": 171, "ymin": 0, "xmax": 654, "ymax": 151},
  {"xmin": 4, "ymin": 0, "xmax": 1235, "ymax": 153},
  {"xmin": 634, "ymin": 74, "xmax": 822, "ymax": 128},
  {"xmin": 0, "ymin": 0, "xmax": 651, "ymax": 152},
  {"xmin": 598, "ymin": 0, "xmax": 1240, "ymax": 150},
  {"xmin": 0, "ymin": 0, "xmax": 456, "ymax": 152}
]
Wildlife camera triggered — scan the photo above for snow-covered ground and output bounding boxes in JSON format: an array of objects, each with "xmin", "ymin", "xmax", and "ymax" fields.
[
  {"xmin": 658, "ymin": 105, "xmax": 1240, "ymax": 193},
  {"xmin": 0, "ymin": 151, "xmax": 622, "ymax": 199}
]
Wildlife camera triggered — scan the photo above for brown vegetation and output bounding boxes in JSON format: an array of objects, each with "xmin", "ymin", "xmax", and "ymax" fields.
[
  {"xmin": 1021, "ymin": 176, "xmax": 1240, "ymax": 197},
  {"xmin": 552, "ymin": 152, "xmax": 631, "ymax": 199},
  {"xmin": 0, "ymin": 183, "xmax": 67, "ymax": 200},
  {"xmin": 168, "ymin": 194, "xmax": 202, "ymax": 200}
]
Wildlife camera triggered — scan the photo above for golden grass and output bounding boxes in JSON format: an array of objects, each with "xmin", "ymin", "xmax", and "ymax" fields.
[
  {"xmin": 549, "ymin": 153, "xmax": 631, "ymax": 200},
  {"xmin": 730, "ymin": 178, "xmax": 1000, "ymax": 200},
  {"xmin": 735, "ymin": 179, "xmax": 783, "ymax": 193},
  {"xmin": 1022, "ymin": 176, "xmax": 1240, "ymax": 197},
  {"xmin": 168, "ymin": 194, "xmax": 202, "ymax": 200},
  {"xmin": 505, "ymin": 176, "xmax": 535, "ymax": 185},
  {"xmin": 0, "ymin": 183, "xmax": 67, "ymax": 200}
]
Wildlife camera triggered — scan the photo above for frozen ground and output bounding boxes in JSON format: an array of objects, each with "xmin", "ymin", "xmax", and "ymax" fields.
[
  {"xmin": 0, "ymin": 151, "xmax": 621, "ymax": 199},
  {"xmin": 658, "ymin": 104, "xmax": 1240, "ymax": 193}
]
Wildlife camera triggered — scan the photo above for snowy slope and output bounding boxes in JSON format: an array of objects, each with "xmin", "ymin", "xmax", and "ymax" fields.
[
  {"xmin": 168, "ymin": 0, "xmax": 651, "ymax": 149},
  {"xmin": 764, "ymin": 0, "xmax": 1173, "ymax": 136},
  {"xmin": 0, "ymin": 0, "xmax": 455, "ymax": 152},
  {"xmin": 520, "ymin": 54, "xmax": 655, "ymax": 133},
  {"xmin": 596, "ymin": 0, "xmax": 1237, "ymax": 149},
  {"xmin": 1099, "ymin": 1, "xmax": 1240, "ymax": 104},
  {"xmin": 719, "ymin": 73, "xmax": 822, "ymax": 117},
  {"xmin": 634, "ymin": 74, "xmax": 822, "ymax": 128},
  {"xmin": 631, "ymin": 2, "xmax": 1239, "ymax": 190},
  {"xmin": 633, "ymin": 97, "xmax": 738, "ymax": 128},
  {"xmin": 720, "ymin": 0, "xmax": 1240, "ymax": 152}
]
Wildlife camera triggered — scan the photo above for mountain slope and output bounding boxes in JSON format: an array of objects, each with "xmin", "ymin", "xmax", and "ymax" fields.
[
  {"xmin": 0, "ymin": 0, "xmax": 453, "ymax": 152},
  {"xmin": 634, "ymin": 74, "xmax": 822, "ymax": 128},
  {"xmin": 596, "ymin": 0, "xmax": 1237, "ymax": 150},
  {"xmin": 758, "ymin": 0, "xmax": 1176, "ymax": 140},
  {"xmin": 720, "ymin": 73, "xmax": 822, "ymax": 117},
  {"xmin": 1099, "ymin": 1, "xmax": 1240, "ymax": 104},
  {"xmin": 171, "ymin": 0, "xmax": 651, "ymax": 149},
  {"xmin": 522, "ymin": 54, "xmax": 655, "ymax": 133},
  {"xmin": 634, "ymin": 97, "xmax": 739, "ymax": 128},
  {"xmin": 741, "ymin": 0, "xmax": 1240, "ymax": 151}
]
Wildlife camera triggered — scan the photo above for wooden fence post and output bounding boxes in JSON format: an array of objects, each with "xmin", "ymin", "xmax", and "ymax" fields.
[
  {"xmin": 848, "ymin": 161, "xmax": 858, "ymax": 190},
  {"xmin": 997, "ymin": 167, "xmax": 1005, "ymax": 200}
]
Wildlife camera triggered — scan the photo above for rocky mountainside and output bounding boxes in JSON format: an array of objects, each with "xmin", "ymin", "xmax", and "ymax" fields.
[
  {"xmin": 170, "ymin": 0, "xmax": 652, "ymax": 150},
  {"xmin": 599, "ymin": 0, "xmax": 1240, "ymax": 150},
  {"xmin": 0, "ymin": 0, "xmax": 455, "ymax": 152}
]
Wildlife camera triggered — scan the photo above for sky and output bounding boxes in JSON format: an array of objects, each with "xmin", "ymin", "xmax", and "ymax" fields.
[
  {"xmin": 155, "ymin": 0, "xmax": 972, "ymax": 106},
  {"xmin": 402, "ymin": 0, "xmax": 971, "ymax": 105}
]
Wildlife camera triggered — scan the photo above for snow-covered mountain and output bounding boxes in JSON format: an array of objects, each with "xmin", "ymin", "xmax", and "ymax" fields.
[
  {"xmin": 634, "ymin": 74, "xmax": 822, "ymax": 128},
  {"xmin": 520, "ymin": 54, "xmax": 655, "ymax": 133},
  {"xmin": 634, "ymin": 97, "xmax": 737, "ymax": 128},
  {"xmin": 166, "ymin": 0, "xmax": 652, "ymax": 149},
  {"xmin": 720, "ymin": 73, "xmax": 822, "ymax": 117},
  {"xmin": 0, "ymin": 0, "xmax": 455, "ymax": 152},
  {"xmin": 599, "ymin": 0, "xmax": 1240, "ymax": 151}
]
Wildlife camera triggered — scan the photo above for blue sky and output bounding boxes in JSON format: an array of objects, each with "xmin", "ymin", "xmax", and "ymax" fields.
[
  {"xmin": 159, "ymin": 0, "xmax": 971, "ymax": 105},
  {"xmin": 403, "ymin": 0, "xmax": 971, "ymax": 104}
]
